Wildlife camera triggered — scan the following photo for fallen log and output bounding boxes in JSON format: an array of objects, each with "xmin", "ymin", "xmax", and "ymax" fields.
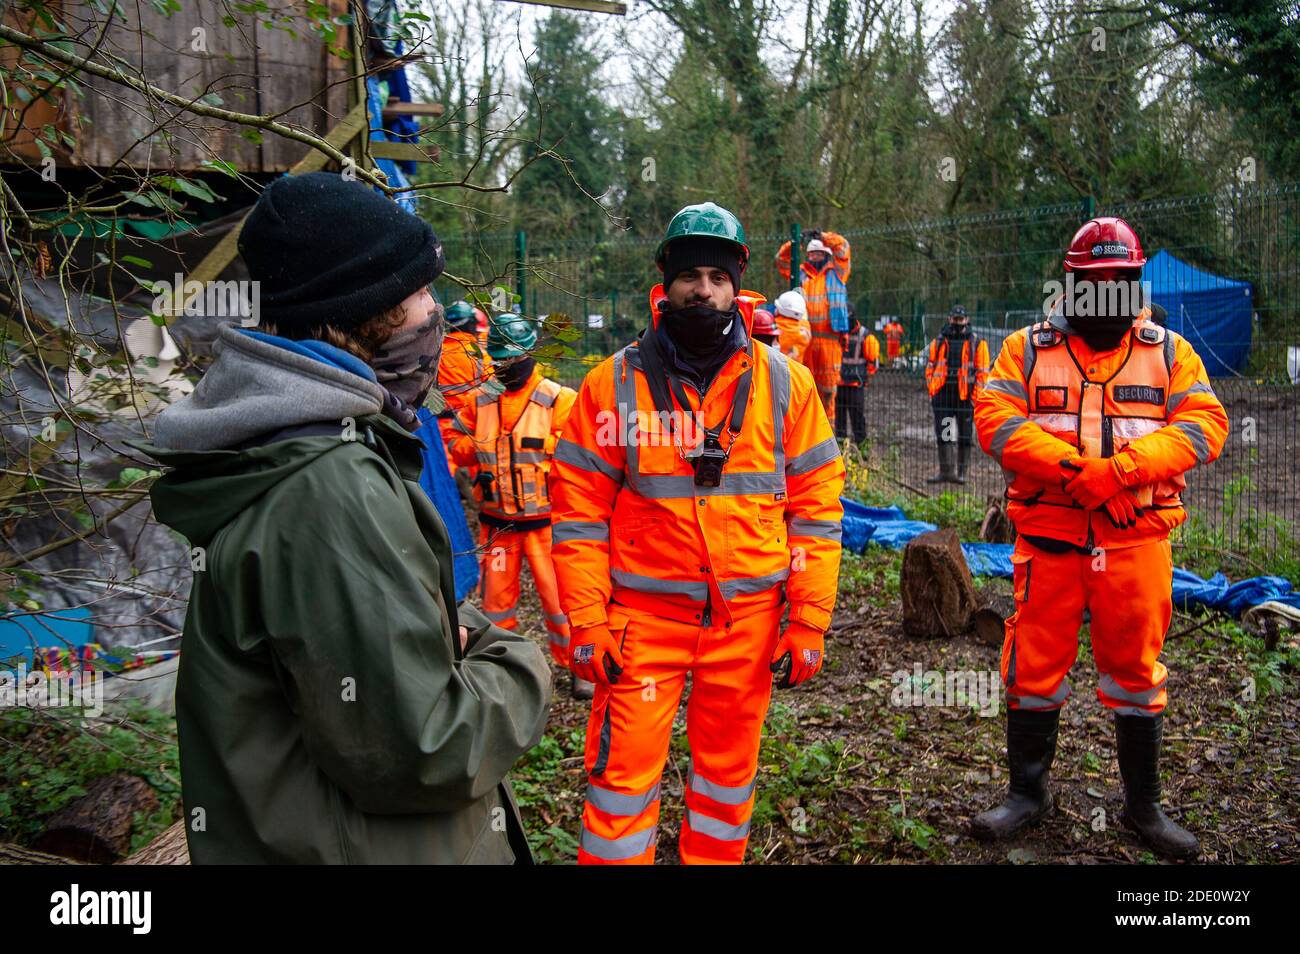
[
  {"xmin": 33, "ymin": 773, "xmax": 159, "ymax": 864},
  {"xmin": 119, "ymin": 820, "xmax": 189, "ymax": 865}
]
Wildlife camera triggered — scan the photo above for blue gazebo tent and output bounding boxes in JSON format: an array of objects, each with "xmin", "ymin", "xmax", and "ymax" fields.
[{"xmin": 1144, "ymin": 249, "xmax": 1253, "ymax": 376}]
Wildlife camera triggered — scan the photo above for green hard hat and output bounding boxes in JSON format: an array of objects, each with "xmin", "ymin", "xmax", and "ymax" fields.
[
  {"xmin": 445, "ymin": 300, "xmax": 477, "ymax": 329},
  {"xmin": 486, "ymin": 313, "xmax": 539, "ymax": 360},
  {"xmin": 655, "ymin": 202, "xmax": 750, "ymax": 270}
]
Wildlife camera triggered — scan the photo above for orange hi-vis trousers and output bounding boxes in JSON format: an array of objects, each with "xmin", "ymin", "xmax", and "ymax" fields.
[
  {"xmin": 478, "ymin": 523, "xmax": 570, "ymax": 666},
  {"xmin": 805, "ymin": 333, "xmax": 842, "ymax": 422},
  {"xmin": 1002, "ymin": 536, "xmax": 1174, "ymax": 717},
  {"xmin": 578, "ymin": 603, "xmax": 783, "ymax": 865}
]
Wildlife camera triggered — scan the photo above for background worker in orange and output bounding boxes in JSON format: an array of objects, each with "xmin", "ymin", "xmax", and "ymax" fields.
[
  {"xmin": 436, "ymin": 300, "xmax": 492, "ymax": 480},
  {"xmin": 454, "ymin": 314, "xmax": 585, "ymax": 695},
  {"xmin": 777, "ymin": 230, "xmax": 852, "ymax": 421},
  {"xmin": 772, "ymin": 289, "xmax": 812, "ymax": 364},
  {"xmin": 835, "ymin": 303, "xmax": 879, "ymax": 444},
  {"xmin": 883, "ymin": 316, "xmax": 905, "ymax": 364},
  {"xmin": 972, "ymin": 217, "xmax": 1228, "ymax": 860},
  {"xmin": 924, "ymin": 304, "xmax": 989, "ymax": 484},
  {"xmin": 550, "ymin": 203, "xmax": 845, "ymax": 865}
]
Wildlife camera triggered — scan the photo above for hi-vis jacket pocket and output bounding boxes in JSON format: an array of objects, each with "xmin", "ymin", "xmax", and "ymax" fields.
[{"xmin": 1011, "ymin": 550, "xmax": 1033, "ymax": 603}]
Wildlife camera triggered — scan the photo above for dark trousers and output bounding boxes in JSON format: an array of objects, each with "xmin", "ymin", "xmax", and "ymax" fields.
[
  {"xmin": 835, "ymin": 384, "xmax": 866, "ymax": 442},
  {"xmin": 931, "ymin": 395, "xmax": 974, "ymax": 447}
]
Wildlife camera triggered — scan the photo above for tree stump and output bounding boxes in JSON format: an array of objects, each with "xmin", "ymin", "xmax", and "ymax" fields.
[
  {"xmin": 33, "ymin": 773, "xmax": 159, "ymax": 864},
  {"xmin": 901, "ymin": 528, "xmax": 981, "ymax": 638},
  {"xmin": 120, "ymin": 820, "xmax": 189, "ymax": 865}
]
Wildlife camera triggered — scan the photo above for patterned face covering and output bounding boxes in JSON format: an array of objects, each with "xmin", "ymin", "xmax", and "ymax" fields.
[{"xmin": 372, "ymin": 303, "xmax": 445, "ymax": 412}]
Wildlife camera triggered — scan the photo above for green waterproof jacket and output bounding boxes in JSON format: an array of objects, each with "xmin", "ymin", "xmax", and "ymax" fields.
[{"xmin": 136, "ymin": 403, "xmax": 552, "ymax": 864}]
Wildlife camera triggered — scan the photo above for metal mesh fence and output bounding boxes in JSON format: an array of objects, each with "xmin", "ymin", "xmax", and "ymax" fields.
[{"xmin": 435, "ymin": 182, "xmax": 1300, "ymax": 566}]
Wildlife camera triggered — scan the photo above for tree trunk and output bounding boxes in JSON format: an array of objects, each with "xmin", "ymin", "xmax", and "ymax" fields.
[
  {"xmin": 32, "ymin": 773, "xmax": 159, "ymax": 864},
  {"xmin": 900, "ymin": 527, "xmax": 980, "ymax": 638},
  {"xmin": 119, "ymin": 820, "xmax": 189, "ymax": 865}
]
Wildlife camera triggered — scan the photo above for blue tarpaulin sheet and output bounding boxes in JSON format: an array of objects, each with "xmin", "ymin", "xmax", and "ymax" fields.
[
  {"xmin": 841, "ymin": 496, "xmax": 1296, "ymax": 617},
  {"xmin": 1145, "ymin": 249, "xmax": 1253, "ymax": 377},
  {"xmin": 416, "ymin": 408, "xmax": 480, "ymax": 602}
]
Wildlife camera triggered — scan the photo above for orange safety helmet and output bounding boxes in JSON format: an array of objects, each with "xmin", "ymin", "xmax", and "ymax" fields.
[{"xmin": 1064, "ymin": 216, "xmax": 1146, "ymax": 272}]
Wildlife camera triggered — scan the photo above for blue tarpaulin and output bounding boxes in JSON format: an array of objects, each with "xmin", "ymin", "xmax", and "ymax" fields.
[
  {"xmin": 1144, "ymin": 249, "xmax": 1253, "ymax": 377},
  {"xmin": 415, "ymin": 408, "xmax": 480, "ymax": 602},
  {"xmin": 841, "ymin": 496, "xmax": 1296, "ymax": 617}
]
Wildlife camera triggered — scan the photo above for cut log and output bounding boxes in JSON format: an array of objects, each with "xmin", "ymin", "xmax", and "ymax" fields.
[
  {"xmin": 32, "ymin": 773, "xmax": 159, "ymax": 864},
  {"xmin": 973, "ymin": 596, "xmax": 1016, "ymax": 647},
  {"xmin": 119, "ymin": 820, "xmax": 189, "ymax": 866},
  {"xmin": 900, "ymin": 528, "xmax": 981, "ymax": 638},
  {"xmin": 0, "ymin": 842, "xmax": 87, "ymax": 865}
]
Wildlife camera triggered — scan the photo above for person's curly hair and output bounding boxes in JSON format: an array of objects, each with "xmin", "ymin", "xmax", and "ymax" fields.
[{"xmin": 258, "ymin": 305, "xmax": 407, "ymax": 365}]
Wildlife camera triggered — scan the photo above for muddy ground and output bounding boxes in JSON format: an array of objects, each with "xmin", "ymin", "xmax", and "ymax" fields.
[{"xmin": 501, "ymin": 549, "xmax": 1300, "ymax": 865}]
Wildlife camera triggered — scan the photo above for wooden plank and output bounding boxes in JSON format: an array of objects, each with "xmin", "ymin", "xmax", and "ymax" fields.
[
  {"xmin": 496, "ymin": 0, "xmax": 627, "ymax": 14},
  {"xmin": 368, "ymin": 141, "xmax": 440, "ymax": 163},
  {"xmin": 383, "ymin": 101, "xmax": 445, "ymax": 118}
]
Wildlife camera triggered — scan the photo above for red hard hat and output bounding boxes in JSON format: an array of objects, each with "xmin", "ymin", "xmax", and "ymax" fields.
[
  {"xmin": 1063, "ymin": 216, "xmax": 1146, "ymax": 272},
  {"xmin": 751, "ymin": 307, "xmax": 778, "ymax": 337}
]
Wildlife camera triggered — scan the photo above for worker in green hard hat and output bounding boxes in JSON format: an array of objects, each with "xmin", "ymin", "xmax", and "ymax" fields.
[
  {"xmin": 549, "ymin": 202, "xmax": 845, "ymax": 864},
  {"xmin": 454, "ymin": 312, "xmax": 583, "ymax": 694},
  {"xmin": 436, "ymin": 300, "xmax": 494, "ymax": 483}
]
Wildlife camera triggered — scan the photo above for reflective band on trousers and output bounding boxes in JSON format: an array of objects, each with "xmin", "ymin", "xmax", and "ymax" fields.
[
  {"xmin": 580, "ymin": 825, "xmax": 657, "ymax": 861},
  {"xmin": 1098, "ymin": 673, "xmax": 1164, "ymax": 706},
  {"xmin": 1010, "ymin": 679, "xmax": 1071, "ymax": 709},
  {"xmin": 684, "ymin": 809, "xmax": 751, "ymax": 842},
  {"xmin": 586, "ymin": 781, "xmax": 661, "ymax": 817},
  {"xmin": 688, "ymin": 765, "xmax": 758, "ymax": 805},
  {"xmin": 484, "ymin": 605, "xmax": 517, "ymax": 622}
]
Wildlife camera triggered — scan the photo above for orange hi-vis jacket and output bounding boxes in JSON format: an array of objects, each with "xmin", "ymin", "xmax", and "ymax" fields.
[
  {"xmin": 775, "ymin": 314, "xmax": 812, "ymax": 364},
  {"xmin": 975, "ymin": 312, "xmax": 1228, "ymax": 549},
  {"xmin": 884, "ymin": 320, "xmax": 904, "ymax": 360},
  {"xmin": 776, "ymin": 232, "xmax": 852, "ymax": 336},
  {"xmin": 926, "ymin": 334, "xmax": 991, "ymax": 400},
  {"xmin": 549, "ymin": 284, "xmax": 845, "ymax": 633},
  {"xmin": 467, "ymin": 366, "xmax": 577, "ymax": 522},
  {"xmin": 840, "ymin": 327, "xmax": 880, "ymax": 387},
  {"xmin": 437, "ymin": 330, "xmax": 493, "ymax": 471}
]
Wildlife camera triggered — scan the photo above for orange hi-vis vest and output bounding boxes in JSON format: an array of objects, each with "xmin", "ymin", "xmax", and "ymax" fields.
[
  {"xmin": 474, "ymin": 376, "xmax": 566, "ymax": 521},
  {"xmin": 926, "ymin": 334, "xmax": 989, "ymax": 399},
  {"xmin": 884, "ymin": 321, "xmax": 904, "ymax": 359},
  {"xmin": 1008, "ymin": 316, "xmax": 1182, "ymax": 514}
]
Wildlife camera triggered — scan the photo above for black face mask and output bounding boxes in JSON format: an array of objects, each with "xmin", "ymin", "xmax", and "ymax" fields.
[
  {"xmin": 1075, "ymin": 317, "xmax": 1134, "ymax": 351},
  {"xmin": 659, "ymin": 300, "xmax": 738, "ymax": 364},
  {"xmin": 944, "ymin": 321, "xmax": 970, "ymax": 338},
  {"xmin": 495, "ymin": 355, "xmax": 536, "ymax": 391}
]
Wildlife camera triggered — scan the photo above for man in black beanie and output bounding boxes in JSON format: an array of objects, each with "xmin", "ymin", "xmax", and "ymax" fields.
[{"xmin": 130, "ymin": 172, "xmax": 551, "ymax": 864}]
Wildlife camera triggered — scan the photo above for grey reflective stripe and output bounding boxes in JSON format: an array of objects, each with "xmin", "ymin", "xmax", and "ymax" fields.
[
  {"xmin": 580, "ymin": 824, "xmax": 657, "ymax": 860},
  {"xmin": 611, "ymin": 568, "xmax": 708, "ymax": 601},
  {"xmin": 984, "ymin": 378, "xmax": 1027, "ymax": 400},
  {"xmin": 1010, "ymin": 679, "xmax": 1070, "ymax": 710},
  {"xmin": 552, "ymin": 520, "xmax": 610, "ymax": 543},
  {"xmin": 787, "ymin": 516, "xmax": 842, "ymax": 541},
  {"xmin": 689, "ymin": 765, "xmax": 758, "ymax": 806},
  {"xmin": 1163, "ymin": 333, "xmax": 1175, "ymax": 374},
  {"xmin": 484, "ymin": 605, "xmax": 517, "ymax": 622},
  {"xmin": 586, "ymin": 781, "xmax": 661, "ymax": 817},
  {"xmin": 786, "ymin": 436, "xmax": 839, "ymax": 476},
  {"xmin": 514, "ymin": 451, "xmax": 546, "ymax": 464},
  {"xmin": 546, "ymin": 610, "xmax": 569, "ymax": 627},
  {"xmin": 614, "ymin": 350, "xmax": 640, "ymax": 485},
  {"xmin": 548, "ymin": 632, "xmax": 570, "ymax": 647},
  {"xmin": 555, "ymin": 438, "xmax": 623, "ymax": 483},
  {"xmin": 477, "ymin": 393, "xmax": 496, "ymax": 406},
  {"xmin": 634, "ymin": 471, "xmax": 786, "ymax": 499},
  {"xmin": 1099, "ymin": 673, "xmax": 1164, "ymax": 706},
  {"xmin": 1165, "ymin": 381, "xmax": 1214, "ymax": 413},
  {"xmin": 476, "ymin": 451, "xmax": 496, "ymax": 464},
  {"xmin": 531, "ymin": 388, "xmax": 558, "ymax": 408},
  {"xmin": 1111, "ymin": 705, "xmax": 1160, "ymax": 718},
  {"xmin": 768, "ymin": 348, "xmax": 791, "ymax": 474},
  {"xmin": 1172, "ymin": 420, "xmax": 1210, "ymax": 463},
  {"xmin": 719, "ymin": 568, "xmax": 790, "ymax": 598},
  {"xmin": 991, "ymin": 415, "xmax": 1028, "ymax": 462},
  {"xmin": 685, "ymin": 809, "xmax": 751, "ymax": 842},
  {"xmin": 1023, "ymin": 330, "xmax": 1038, "ymax": 381}
]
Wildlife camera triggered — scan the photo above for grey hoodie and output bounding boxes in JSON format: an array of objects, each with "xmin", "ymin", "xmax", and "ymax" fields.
[{"xmin": 152, "ymin": 324, "xmax": 386, "ymax": 451}]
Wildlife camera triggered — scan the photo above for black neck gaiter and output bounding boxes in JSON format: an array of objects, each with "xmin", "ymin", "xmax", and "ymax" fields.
[
  {"xmin": 656, "ymin": 301, "xmax": 743, "ymax": 393},
  {"xmin": 496, "ymin": 356, "xmax": 537, "ymax": 392}
]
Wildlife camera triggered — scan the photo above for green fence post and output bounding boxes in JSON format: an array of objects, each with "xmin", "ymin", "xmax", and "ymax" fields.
[
  {"xmin": 790, "ymin": 223, "xmax": 801, "ymax": 289},
  {"xmin": 1083, "ymin": 195, "xmax": 1096, "ymax": 220},
  {"xmin": 515, "ymin": 229, "xmax": 527, "ymax": 312}
]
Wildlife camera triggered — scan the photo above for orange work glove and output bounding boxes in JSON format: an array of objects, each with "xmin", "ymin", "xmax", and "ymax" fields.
[
  {"xmin": 1101, "ymin": 490, "xmax": 1145, "ymax": 529},
  {"xmin": 769, "ymin": 622, "xmax": 825, "ymax": 689},
  {"xmin": 569, "ymin": 623, "xmax": 624, "ymax": 688},
  {"xmin": 1059, "ymin": 456, "xmax": 1126, "ymax": 510}
]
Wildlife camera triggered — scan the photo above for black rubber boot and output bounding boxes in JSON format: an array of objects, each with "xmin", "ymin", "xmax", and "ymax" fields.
[
  {"xmin": 955, "ymin": 443, "xmax": 971, "ymax": 484},
  {"xmin": 927, "ymin": 442, "xmax": 957, "ymax": 483},
  {"xmin": 1115, "ymin": 713, "xmax": 1200, "ymax": 860},
  {"xmin": 971, "ymin": 708, "xmax": 1059, "ymax": 841}
]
